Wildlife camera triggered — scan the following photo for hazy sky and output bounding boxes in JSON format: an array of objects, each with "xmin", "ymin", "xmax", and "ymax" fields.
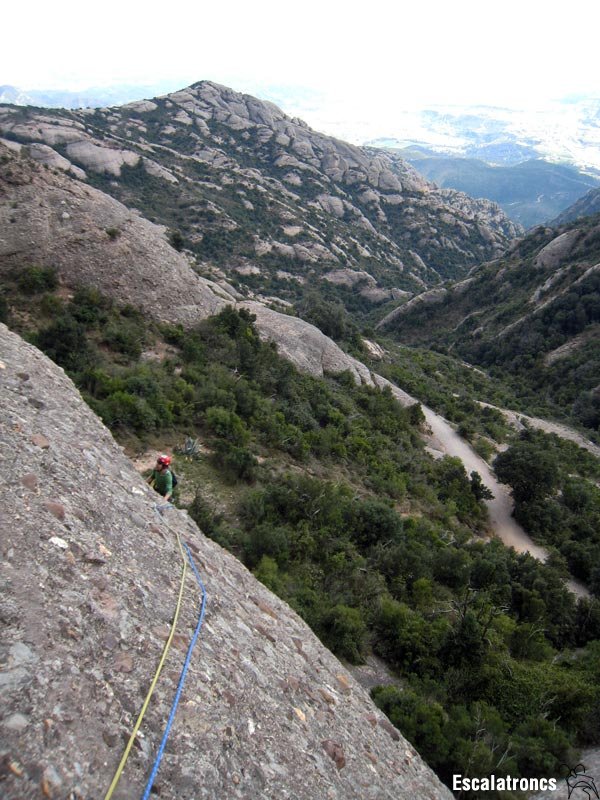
[{"xmin": 3, "ymin": 0, "xmax": 599, "ymax": 108}]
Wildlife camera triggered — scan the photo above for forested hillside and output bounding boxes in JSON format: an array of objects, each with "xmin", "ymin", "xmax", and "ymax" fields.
[
  {"xmin": 2, "ymin": 266, "xmax": 599, "ymax": 797},
  {"xmin": 378, "ymin": 214, "xmax": 600, "ymax": 437}
]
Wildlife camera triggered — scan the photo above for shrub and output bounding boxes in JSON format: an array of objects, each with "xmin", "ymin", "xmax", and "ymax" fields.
[
  {"xmin": 212, "ymin": 440, "xmax": 258, "ymax": 482},
  {"xmin": 95, "ymin": 390, "xmax": 158, "ymax": 431},
  {"xmin": 494, "ymin": 441, "xmax": 560, "ymax": 503},
  {"xmin": 17, "ymin": 265, "xmax": 58, "ymax": 294},
  {"xmin": 36, "ymin": 315, "xmax": 97, "ymax": 373},
  {"xmin": 169, "ymin": 229, "xmax": 185, "ymax": 251},
  {"xmin": 39, "ymin": 294, "xmax": 64, "ymax": 316},
  {"xmin": 102, "ymin": 319, "xmax": 144, "ymax": 358},
  {"xmin": 205, "ymin": 406, "xmax": 249, "ymax": 444},
  {"xmin": 253, "ymin": 555, "xmax": 283, "ymax": 593},
  {"xmin": 70, "ymin": 286, "xmax": 113, "ymax": 326},
  {"xmin": 320, "ymin": 604, "xmax": 367, "ymax": 663},
  {"xmin": 188, "ymin": 492, "xmax": 226, "ymax": 540}
]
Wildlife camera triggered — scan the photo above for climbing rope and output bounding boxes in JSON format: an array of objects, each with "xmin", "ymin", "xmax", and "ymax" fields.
[
  {"xmin": 103, "ymin": 506, "xmax": 188, "ymax": 800},
  {"xmin": 141, "ymin": 539, "xmax": 207, "ymax": 799}
]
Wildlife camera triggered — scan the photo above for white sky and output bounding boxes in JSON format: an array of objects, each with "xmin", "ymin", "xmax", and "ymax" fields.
[{"xmin": 3, "ymin": 0, "xmax": 599, "ymax": 109}]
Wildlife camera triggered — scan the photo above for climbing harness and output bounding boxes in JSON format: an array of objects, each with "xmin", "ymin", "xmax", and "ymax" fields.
[{"xmin": 103, "ymin": 502, "xmax": 207, "ymax": 800}]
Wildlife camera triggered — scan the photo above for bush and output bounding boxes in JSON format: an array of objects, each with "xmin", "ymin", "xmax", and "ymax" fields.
[
  {"xmin": 495, "ymin": 440, "xmax": 560, "ymax": 503},
  {"xmin": 187, "ymin": 492, "xmax": 228, "ymax": 544},
  {"xmin": 253, "ymin": 555, "xmax": 284, "ymax": 593},
  {"xmin": 102, "ymin": 318, "xmax": 145, "ymax": 358},
  {"xmin": 17, "ymin": 265, "xmax": 58, "ymax": 294},
  {"xmin": 212, "ymin": 440, "xmax": 258, "ymax": 482},
  {"xmin": 169, "ymin": 229, "xmax": 185, "ymax": 251},
  {"xmin": 95, "ymin": 391, "xmax": 158, "ymax": 431},
  {"xmin": 36, "ymin": 315, "xmax": 97, "ymax": 373},
  {"xmin": 319, "ymin": 604, "xmax": 367, "ymax": 663},
  {"xmin": 205, "ymin": 406, "xmax": 249, "ymax": 444},
  {"xmin": 70, "ymin": 287, "xmax": 113, "ymax": 326},
  {"xmin": 345, "ymin": 499, "xmax": 404, "ymax": 549}
]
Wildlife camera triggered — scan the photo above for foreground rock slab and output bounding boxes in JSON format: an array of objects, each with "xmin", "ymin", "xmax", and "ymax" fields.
[{"xmin": 0, "ymin": 322, "xmax": 452, "ymax": 799}]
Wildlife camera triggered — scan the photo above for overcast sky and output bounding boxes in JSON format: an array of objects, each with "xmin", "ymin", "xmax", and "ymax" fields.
[{"xmin": 3, "ymin": 0, "xmax": 599, "ymax": 109}]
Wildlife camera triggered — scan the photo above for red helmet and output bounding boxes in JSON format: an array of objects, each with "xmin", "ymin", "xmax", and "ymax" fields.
[{"xmin": 157, "ymin": 454, "xmax": 171, "ymax": 466}]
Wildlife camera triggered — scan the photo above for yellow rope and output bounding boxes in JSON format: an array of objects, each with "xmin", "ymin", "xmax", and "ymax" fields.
[{"xmin": 103, "ymin": 529, "xmax": 187, "ymax": 800}]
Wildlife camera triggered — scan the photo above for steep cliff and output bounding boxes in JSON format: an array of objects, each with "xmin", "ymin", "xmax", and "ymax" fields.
[{"xmin": 0, "ymin": 323, "xmax": 452, "ymax": 799}]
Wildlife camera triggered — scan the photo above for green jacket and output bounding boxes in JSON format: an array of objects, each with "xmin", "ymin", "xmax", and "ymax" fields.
[{"xmin": 151, "ymin": 468, "xmax": 173, "ymax": 497}]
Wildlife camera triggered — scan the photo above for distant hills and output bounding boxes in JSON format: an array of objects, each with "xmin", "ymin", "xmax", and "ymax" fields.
[
  {"xmin": 362, "ymin": 99, "xmax": 600, "ymax": 175},
  {"xmin": 0, "ymin": 82, "xmax": 186, "ymax": 109},
  {"xmin": 399, "ymin": 148, "xmax": 600, "ymax": 228},
  {"xmin": 0, "ymin": 81, "xmax": 519, "ymax": 310},
  {"xmin": 552, "ymin": 186, "xmax": 600, "ymax": 226}
]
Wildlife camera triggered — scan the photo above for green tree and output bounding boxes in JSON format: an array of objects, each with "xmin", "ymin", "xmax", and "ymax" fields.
[
  {"xmin": 320, "ymin": 604, "xmax": 367, "ymax": 663},
  {"xmin": 494, "ymin": 440, "xmax": 560, "ymax": 502}
]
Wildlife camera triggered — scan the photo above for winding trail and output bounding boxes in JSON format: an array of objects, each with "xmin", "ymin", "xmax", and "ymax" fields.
[
  {"xmin": 423, "ymin": 405, "xmax": 590, "ymax": 598},
  {"xmin": 479, "ymin": 402, "xmax": 600, "ymax": 458},
  {"xmin": 424, "ymin": 407, "xmax": 547, "ymax": 557},
  {"xmin": 378, "ymin": 374, "xmax": 592, "ymax": 598}
]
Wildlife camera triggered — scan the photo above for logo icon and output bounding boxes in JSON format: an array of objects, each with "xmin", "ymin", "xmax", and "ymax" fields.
[{"xmin": 564, "ymin": 764, "xmax": 599, "ymax": 799}]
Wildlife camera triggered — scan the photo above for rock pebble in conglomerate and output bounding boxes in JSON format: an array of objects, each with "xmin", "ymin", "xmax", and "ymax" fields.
[{"xmin": 0, "ymin": 321, "xmax": 453, "ymax": 799}]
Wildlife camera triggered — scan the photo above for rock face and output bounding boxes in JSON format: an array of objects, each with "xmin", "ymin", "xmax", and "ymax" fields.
[
  {"xmin": 241, "ymin": 302, "xmax": 374, "ymax": 383},
  {"xmin": 0, "ymin": 143, "xmax": 387, "ymax": 382},
  {"xmin": 0, "ymin": 143, "xmax": 234, "ymax": 326},
  {"xmin": 532, "ymin": 229, "xmax": 581, "ymax": 270},
  {"xmin": 0, "ymin": 323, "xmax": 452, "ymax": 800}
]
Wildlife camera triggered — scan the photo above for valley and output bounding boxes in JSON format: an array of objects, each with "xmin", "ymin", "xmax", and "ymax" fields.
[{"xmin": 1, "ymin": 81, "xmax": 599, "ymax": 800}]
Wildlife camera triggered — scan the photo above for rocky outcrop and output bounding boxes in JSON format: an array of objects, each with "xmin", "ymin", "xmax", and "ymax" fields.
[
  {"xmin": 0, "ymin": 144, "xmax": 380, "ymax": 381},
  {"xmin": 0, "ymin": 81, "xmax": 520, "ymax": 292},
  {"xmin": 0, "ymin": 143, "xmax": 234, "ymax": 325},
  {"xmin": 322, "ymin": 269, "xmax": 410, "ymax": 304},
  {"xmin": 241, "ymin": 302, "xmax": 374, "ymax": 383},
  {"xmin": 533, "ymin": 230, "xmax": 580, "ymax": 270},
  {"xmin": 64, "ymin": 140, "xmax": 140, "ymax": 176},
  {"xmin": 376, "ymin": 287, "xmax": 448, "ymax": 329},
  {"xmin": 0, "ymin": 323, "xmax": 452, "ymax": 800}
]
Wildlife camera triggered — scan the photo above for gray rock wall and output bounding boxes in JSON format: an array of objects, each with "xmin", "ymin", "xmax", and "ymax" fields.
[{"xmin": 0, "ymin": 323, "xmax": 453, "ymax": 799}]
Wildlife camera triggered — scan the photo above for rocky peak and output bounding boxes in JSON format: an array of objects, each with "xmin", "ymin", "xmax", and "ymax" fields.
[
  {"xmin": 0, "ymin": 79, "xmax": 520, "ymax": 298},
  {"xmin": 0, "ymin": 323, "xmax": 452, "ymax": 799}
]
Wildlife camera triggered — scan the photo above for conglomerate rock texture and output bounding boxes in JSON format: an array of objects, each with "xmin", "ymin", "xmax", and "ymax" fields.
[{"xmin": 0, "ymin": 323, "xmax": 453, "ymax": 799}]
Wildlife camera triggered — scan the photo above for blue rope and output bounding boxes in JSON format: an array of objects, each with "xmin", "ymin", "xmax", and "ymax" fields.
[{"xmin": 141, "ymin": 542, "xmax": 207, "ymax": 800}]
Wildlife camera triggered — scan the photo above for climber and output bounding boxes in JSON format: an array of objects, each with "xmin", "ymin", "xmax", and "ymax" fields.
[{"xmin": 147, "ymin": 454, "xmax": 174, "ymax": 501}]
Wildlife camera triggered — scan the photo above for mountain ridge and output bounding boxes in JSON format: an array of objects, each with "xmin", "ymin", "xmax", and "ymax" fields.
[
  {"xmin": 398, "ymin": 149, "xmax": 600, "ymax": 228},
  {"xmin": 0, "ymin": 80, "xmax": 520, "ymax": 309},
  {"xmin": 377, "ymin": 213, "xmax": 600, "ymax": 435}
]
